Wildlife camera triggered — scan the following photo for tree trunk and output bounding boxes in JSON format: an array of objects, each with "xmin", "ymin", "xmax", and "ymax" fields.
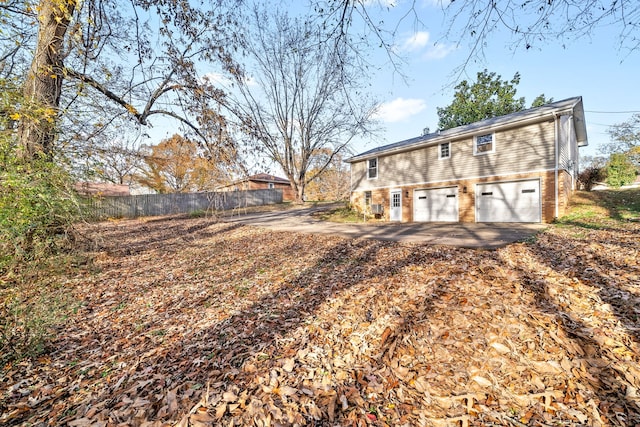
[
  {"xmin": 296, "ymin": 183, "xmax": 305, "ymax": 204},
  {"xmin": 18, "ymin": 0, "xmax": 75, "ymax": 160}
]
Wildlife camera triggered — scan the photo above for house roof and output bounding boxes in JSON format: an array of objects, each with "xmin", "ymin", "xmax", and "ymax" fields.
[
  {"xmin": 217, "ymin": 173, "xmax": 291, "ymax": 190},
  {"xmin": 246, "ymin": 173, "xmax": 290, "ymax": 184},
  {"xmin": 74, "ymin": 182, "xmax": 131, "ymax": 196},
  {"xmin": 347, "ymin": 96, "xmax": 588, "ymax": 163}
]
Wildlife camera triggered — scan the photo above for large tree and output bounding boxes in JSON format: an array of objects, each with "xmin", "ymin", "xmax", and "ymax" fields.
[
  {"xmin": 5, "ymin": 0, "xmax": 240, "ymax": 161},
  {"xmin": 136, "ymin": 134, "xmax": 235, "ymax": 193},
  {"xmin": 436, "ymin": 69, "xmax": 551, "ymax": 130},
  {"xmin": 603, "ymin": 113, "xmax": 640, "ymax": 168},
  {"xmin": 227, "ymin": 7, "xmax": 377, "ymax": 203}
]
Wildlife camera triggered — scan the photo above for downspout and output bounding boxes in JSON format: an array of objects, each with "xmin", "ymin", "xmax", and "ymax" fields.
[
  {"xmin": 569, "ymin": 115, "xmax": 575, "ymax": 191},
  {"xmin": 349, "ymin": 163, "xmax": 353, "ymax": 206},
  {"xmin": 554, "ymin": 113, "xmax": 560, "ymax": 220}
]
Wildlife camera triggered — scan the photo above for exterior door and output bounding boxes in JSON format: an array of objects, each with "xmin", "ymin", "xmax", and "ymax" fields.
[
  {"xmin": 390, "ymin": 190, "xmax": 402, "ymax": 221},
  {"xmin": 476, "ymin": 180, "xmax": 541, "ymax": 223}
]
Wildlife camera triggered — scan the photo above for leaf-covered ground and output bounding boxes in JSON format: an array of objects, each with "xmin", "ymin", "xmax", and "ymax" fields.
[{"xmin": 1, "ymin": 191, "xmax": 639, "ymax": 426}]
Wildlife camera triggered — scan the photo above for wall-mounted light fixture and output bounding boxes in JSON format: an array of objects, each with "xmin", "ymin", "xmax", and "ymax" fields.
[
  {"xmin": 463, "ymin": 186, "xmax": 468, "ymax": 194},
  {"xmin": 405, "ymin": 190, "xmax": 409, "ymax": 197}
]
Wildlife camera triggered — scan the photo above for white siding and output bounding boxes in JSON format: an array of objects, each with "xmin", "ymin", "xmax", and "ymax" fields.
[{"xmin": 351, "ymin": 120, "xmax": 556, "ymax": 191}]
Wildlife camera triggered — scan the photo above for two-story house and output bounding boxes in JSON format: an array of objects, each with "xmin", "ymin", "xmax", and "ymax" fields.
[{"xmin": 347, "ymin": 97, "xmax": 588, "ymax": 223}]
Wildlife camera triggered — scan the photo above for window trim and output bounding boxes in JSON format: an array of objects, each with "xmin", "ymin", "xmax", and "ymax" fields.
[
  {"xmin": 367, "ymin": 157, "xmax": 378, "ymax": 180},
  {"xmin": 473, "ymin": 132, "xmax": 495, "ymax": 156},
  {"xmin": 438, "ymin": 142, "xmax": 451, "ymax": 160}
]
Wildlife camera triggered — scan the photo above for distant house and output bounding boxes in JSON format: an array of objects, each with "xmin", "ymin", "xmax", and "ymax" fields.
[
  {"xmin": 217, "ymin": 173, "xmax": 295, "ymax": 201},
  {"xmin": 347, "ymin": 97, "xmax": 588, "ymax": 223},
  {"xmin": 74, "ymin": 182, "xmax": 131, "ymax": 197}
]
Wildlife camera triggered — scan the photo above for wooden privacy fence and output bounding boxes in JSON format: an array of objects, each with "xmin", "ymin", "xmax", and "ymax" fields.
[{"xmin": 85, "ymin": 189, "xmax": 283, "ymax": 219}]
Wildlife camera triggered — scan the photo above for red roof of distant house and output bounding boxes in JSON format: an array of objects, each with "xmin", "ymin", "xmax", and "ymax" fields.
[
  {"xmin": 74, "ymin": 182, "xmax": 130, "ymax": 197},
  {"xmin": 247, "ymin": 173, "xmax": 290, "ymax": 184}
]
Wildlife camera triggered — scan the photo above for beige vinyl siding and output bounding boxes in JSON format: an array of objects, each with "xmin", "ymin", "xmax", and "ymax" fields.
[
  {"xmin": 558, "ymin": 115, "xmax": 572, "ymax": 171},
  {"xmin": 352, "ymin": 120, "xmax": 556, "ymax": 191},
  {"xmin": 558, "ymin": 113, "xmax": 580, "ymax": 190}
]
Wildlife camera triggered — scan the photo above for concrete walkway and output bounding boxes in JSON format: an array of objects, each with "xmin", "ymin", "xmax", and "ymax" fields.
[{"xmin": 224, "ymin": 203, "xmax": 547, "ymax": 249}]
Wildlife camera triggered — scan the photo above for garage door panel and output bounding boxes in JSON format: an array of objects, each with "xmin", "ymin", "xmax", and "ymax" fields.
[
  {"xmin": 476, "ymin": 180, "xmax": 541, "ymax": 223},
  {"xmin": 414, "ymin": 187, "xmax": 458, "ymax": 222}
]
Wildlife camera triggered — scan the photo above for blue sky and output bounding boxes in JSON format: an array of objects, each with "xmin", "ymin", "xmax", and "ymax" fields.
[
  {"xmin": 146, "ymin": 1, "xmax": 638, "ymax": 172},
  {"xmin": 346, "ymin": 0, "xmax": 640, "ymax": 160}
]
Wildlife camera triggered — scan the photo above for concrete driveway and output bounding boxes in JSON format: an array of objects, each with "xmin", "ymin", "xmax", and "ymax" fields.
[{"xmin": 224, "ymin": 203, "xmax": 547, "ymax": 249}]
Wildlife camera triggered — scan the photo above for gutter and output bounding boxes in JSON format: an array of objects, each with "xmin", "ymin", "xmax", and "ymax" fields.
[{"xmin": 554, "ymin": 113, "xmax": 560, "ymax": 220}]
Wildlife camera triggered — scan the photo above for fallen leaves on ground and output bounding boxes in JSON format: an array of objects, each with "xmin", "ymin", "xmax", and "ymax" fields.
[{"xmin": 1, "ymin": 214, "xmax": 639, "ymax": 426}]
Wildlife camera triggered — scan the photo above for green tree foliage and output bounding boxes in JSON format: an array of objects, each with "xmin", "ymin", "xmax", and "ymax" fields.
[
  {"xmin": 531, "ymin": 94, "xmax": 554, "ymax": 108},
  {"xmin": 603, "ymin": 113, "xmax": 640, "ymax": 168},
  {"xmin": 605, "ymin": 153, "xmax": 637, "ymax": 188},
  {"xmin": 0, "ymin": 79, "xmax": 82, "ymax": 269},
  {"xmin": 436, "ymin": 70, "xmax": 550, "ymax": 130}
]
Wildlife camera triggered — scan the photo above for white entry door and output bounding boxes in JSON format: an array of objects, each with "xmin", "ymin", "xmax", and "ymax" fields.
[
  {"xmin": 413, "ymin": 187, "xmax": 459, "ymax": 222},
  {"xmin": 476, "ymin": 180, "xmax": 541, "ymax": 223},
  {"xmin": 390, "ymin": 190, "xmax": 402, "ymax": 221}
]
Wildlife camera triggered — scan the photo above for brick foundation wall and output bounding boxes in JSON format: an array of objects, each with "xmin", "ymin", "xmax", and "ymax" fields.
[{"xmin": 351, "ymin": 170, "xmax": 566, "ymax": 223}]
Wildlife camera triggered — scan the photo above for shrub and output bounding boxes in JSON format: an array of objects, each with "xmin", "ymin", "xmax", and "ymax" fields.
[
  {"xmin": 605, "ymin": 153, "xmax": 637, "ymax": 188},
  {"xmin": 0, "ymin": 152, "xmax": 83, "ymax": 271},
  {"xmin": 578, "ymin": 166, "xmax": 604, "ymax": 191}
]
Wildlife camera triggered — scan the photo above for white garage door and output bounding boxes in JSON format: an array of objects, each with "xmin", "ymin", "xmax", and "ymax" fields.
[
  {"xmin": 476, "ymin": 180, "xmax": 541, "ymax": 223},
  {"xmin": 414, "ymin": 187, "xmax": 459, "ymax": 222}
]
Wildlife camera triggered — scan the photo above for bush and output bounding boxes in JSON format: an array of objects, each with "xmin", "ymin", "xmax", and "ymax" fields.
[
  {"xmin": 578, "ymin": 166, "xmax": 604, "ymax": 191},
  {"xmin": 0, "ymin": 122, "xmax": 84, "ymax": 271},
  {"xmin": 605, "ymin": 153, "xmax": 637, "ymax": 188},
  {"xmin": 0, "ymin": 79, "xmax": 82, "ymax": 364},
  {"xmin": 0, "ymin": 154, "xmax": 83, "ymax": 271}
]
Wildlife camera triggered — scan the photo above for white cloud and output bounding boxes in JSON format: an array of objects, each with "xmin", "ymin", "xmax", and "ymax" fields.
[
  {"xmin": 423, "ymin": 42, "xmax": 458, "ymax": 60},
  {"xmin": 374, "ymin": 98, "xmax": 427, "ymax": 123},
  {"xmin": 402, "ymin": 31, "xmax": 430, "ymax": 52},
  {"xmin": 398, "ymin": 31, "xmax": 456, "ymax": 59}
]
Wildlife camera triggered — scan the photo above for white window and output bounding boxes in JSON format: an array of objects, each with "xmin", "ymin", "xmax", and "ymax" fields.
[
  {"xmin": 364, "ymin": 191, "xmax": 372, "ymax": 207},
  {"xmin": 268, "ymin": 182, "xmax": 275, "ymax": 189},
  {"xmin": 474, "ymin": 133, "xmax": 495, "ymax": 155},
  {"xmin": 367, "ymin": 158, "xmax": 378, "ymax": 179},
  {"xmin": 439, "ymin": 142, "xmax": 451, "ymax": 159}
]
